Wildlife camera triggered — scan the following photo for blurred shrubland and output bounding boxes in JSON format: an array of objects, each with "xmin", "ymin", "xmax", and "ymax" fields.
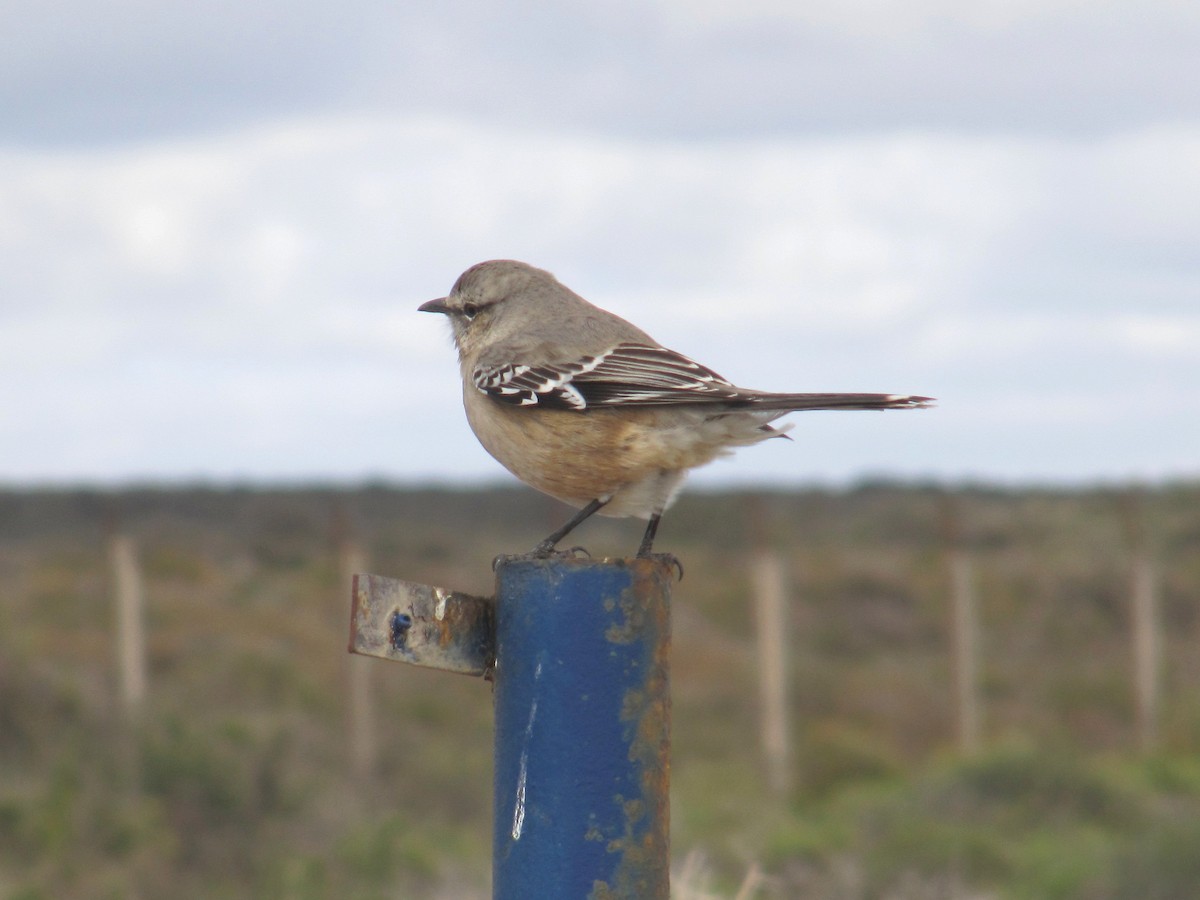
[{"xmin": 1, "ymin": 482, "xmax": 1199, "ymax": 898}]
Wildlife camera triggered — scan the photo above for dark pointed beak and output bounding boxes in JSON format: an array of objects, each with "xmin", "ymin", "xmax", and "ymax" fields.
[{"xmin": 418, "ymin": 297, "xmax": 451, "ymax": 315}]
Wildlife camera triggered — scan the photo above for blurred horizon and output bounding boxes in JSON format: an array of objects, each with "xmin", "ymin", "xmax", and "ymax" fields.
[{"xmin": 3, "ymin": 470, "xmax": 1197, "ymax": 495}]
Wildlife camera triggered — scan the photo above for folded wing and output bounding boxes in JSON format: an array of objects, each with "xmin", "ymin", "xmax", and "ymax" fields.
[{"xmin": 473, "ymin": 343, "xmax": 932, "ymax": 412}]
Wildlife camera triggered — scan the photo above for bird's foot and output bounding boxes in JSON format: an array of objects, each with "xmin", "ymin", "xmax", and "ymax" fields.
[
  {"xmin": 638, "ymin": 552, "xmax": 684, "ymax": 581},
  {"xmin": 492, "ymin": 544, "xmax": 592, "ymax": 571}
]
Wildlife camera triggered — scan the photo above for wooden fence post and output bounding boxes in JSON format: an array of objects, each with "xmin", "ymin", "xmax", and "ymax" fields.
[
  {"xmin": 1120, "ymin": 489, "xmax": 1161, "ymax": 753},
  {"xmin": 941, "ymin": 493, "xmax": 981, "ymax": 753},
  {"xmin": 340, "ymin": 541, "xmax": 377, "ymax": 786},
  {"xmin": 749, "ymin": 549, "xmax": 792, "ymax": 795},
  {"xmin": 109, "ymin": 533, "xmax": 148, "ymax": 715}
]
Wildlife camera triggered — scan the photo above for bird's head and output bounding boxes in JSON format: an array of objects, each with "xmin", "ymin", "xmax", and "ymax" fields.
[{"xmin": 419, "ymin": 260, "xmax": 562, "ymax": 358}]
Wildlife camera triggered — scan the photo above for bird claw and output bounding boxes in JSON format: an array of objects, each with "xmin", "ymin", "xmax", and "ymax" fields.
[
  {"xmin": 492, "ymin": 544, "xmax": 593, "ymax": 571},
  {"xmin": 492, "ymin": 544, "xmax": 678, "ymax": 580},
  {"xmin": 639, "ymin": 552, "xmax": 684, "ymax": 581}
]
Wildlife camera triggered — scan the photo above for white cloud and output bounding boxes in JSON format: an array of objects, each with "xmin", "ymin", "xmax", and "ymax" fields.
[
  {"xmin": 1, "ymin": 114, "xmax": 1197, "ymax": 483},
  {"xmin": 2, "ymin": 0, "xmax": 1197, "ymax": 145},
  {"xmin": 1103, "ymin": 315, "xmax": 1200, "ymax": 357},
  {"xmin": 668, "ymin": 0, "xmax": 1200, "ymax": 36}
]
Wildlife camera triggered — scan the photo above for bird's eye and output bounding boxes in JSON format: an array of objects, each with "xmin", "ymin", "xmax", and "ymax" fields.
[{"xmin": 461, "ymin": 302, "xmax": 480, "ymax": 320}]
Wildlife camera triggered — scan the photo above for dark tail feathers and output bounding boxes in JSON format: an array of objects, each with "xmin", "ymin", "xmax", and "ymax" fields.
[{"xmin": 748, "ymin": 392, "xmax": 935, "ymax": 412}]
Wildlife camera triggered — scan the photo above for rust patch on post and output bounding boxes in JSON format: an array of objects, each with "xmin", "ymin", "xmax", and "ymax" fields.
[{"xmin": 590, "ymin": 558, "xmax": 672, "ymax": 900}]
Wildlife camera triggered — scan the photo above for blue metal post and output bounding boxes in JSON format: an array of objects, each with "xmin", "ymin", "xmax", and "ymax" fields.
[{"xmin": 492, "ymin": 557, "xmax": 672, "ymax": 900}]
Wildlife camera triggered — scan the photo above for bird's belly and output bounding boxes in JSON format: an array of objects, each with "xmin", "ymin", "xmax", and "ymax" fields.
[
  {"xmin": 465, "ymin": 401, "xmax": 733, "ymax": 513},
  {"xmin": 464, "ymin": 394, "xmax": 784, "ymax": 519}
]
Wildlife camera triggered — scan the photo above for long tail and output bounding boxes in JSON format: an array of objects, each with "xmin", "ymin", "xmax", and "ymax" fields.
[{"xmin": 745, "ymin": 392, "xmax": 935, "ymax": 412}]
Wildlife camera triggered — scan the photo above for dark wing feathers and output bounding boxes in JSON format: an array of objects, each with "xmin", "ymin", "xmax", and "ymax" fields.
[
  {"xmin": 472, "ymin": 342, "xmax": 932, "ymax": 412},
  {"xmin": 471, "ymin": 359, "xmax": 600, "ymax": 410},
  {"xmin": 563, "ymin": 345, "xmax": 750, "ymax": 406},
  {"xmin": 472, "ymin": 344, "xmax": 747, "ymax": 410}
]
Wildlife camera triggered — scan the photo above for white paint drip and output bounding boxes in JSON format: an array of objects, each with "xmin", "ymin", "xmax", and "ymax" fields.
[
  {"xmin": 511, "ymin": 662, "xmax": 543, "ymax": 841},
  {"xmin": 512, "ymin": 756, "xmax": 527, "ymax": 840}
]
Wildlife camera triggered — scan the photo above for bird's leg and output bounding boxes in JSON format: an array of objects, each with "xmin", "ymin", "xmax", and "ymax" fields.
[
  {"xmin": 531, "ymin": 497, "xmax": 608, "ymax": 556},
  {"xmin": 636, "ymin": 513, "xmax": 661, "ymax": 557},
  {"xmin": 636, "ymin": 513, "xmax": 684, "ymax": 580},
  {"xmin": 493, "ymin": 498, "xmax": 609, "ymax": 570}
]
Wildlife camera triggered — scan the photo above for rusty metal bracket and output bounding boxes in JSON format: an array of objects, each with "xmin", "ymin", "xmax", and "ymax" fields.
[{"xmin": 348, "ymin": 573, "xmax": 495, "ymax": 677}]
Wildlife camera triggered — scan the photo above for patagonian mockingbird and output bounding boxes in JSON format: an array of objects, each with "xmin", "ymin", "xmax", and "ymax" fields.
[{"xmin": 420, "ymin": 260, "xmax": 932, "ymax": 560}]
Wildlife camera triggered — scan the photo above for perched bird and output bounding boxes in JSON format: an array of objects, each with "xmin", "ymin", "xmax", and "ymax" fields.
[{"xmin": 420, "ymin": 260, "xmax": 932, "ymax": 559}]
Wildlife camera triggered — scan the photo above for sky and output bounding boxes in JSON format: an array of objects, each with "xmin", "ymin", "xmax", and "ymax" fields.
[{"xmin": 2, "ymin": 0, "xmax": 1197, "ymax": 488}]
